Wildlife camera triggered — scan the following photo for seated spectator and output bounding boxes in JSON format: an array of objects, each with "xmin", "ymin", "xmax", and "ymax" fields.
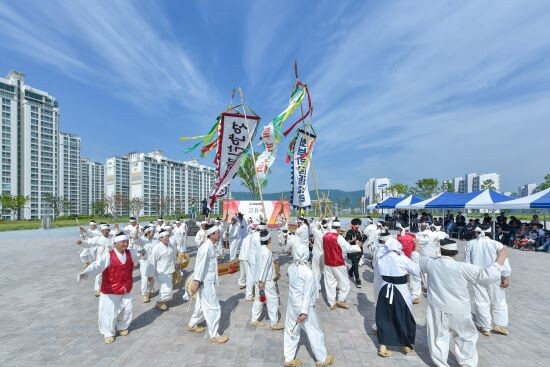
[
  {"xmin": 445, "ymin": 216, "xmax": 455, "ymax": 235},
  {"xmin": 530, "ymin": 214, "xmax": 541, "ymax": 227},
  {"xmin": 482, "ymin": 213, "xmax": 492, "ymax": 225},
  {"xmin": 496, "ymin": 211, "xmax": 507, "ymax": 223},
  {"xmin": 455, "ymin": 211, "xmax": 466, "ymax": 226},
  {"xmin": 497, "ymin": 220, "xmax": 511, "ymax": 246},
  {"xmin": 537, "ymin": 232, "xmax": 550, "ymax": 252},
  {"xmin": 513, "ymin": 223, "xmax": 529, "ymax": 249},
  {"xmin": 462, "ymin": 219, "xmax": 476, "ymax": 240}
]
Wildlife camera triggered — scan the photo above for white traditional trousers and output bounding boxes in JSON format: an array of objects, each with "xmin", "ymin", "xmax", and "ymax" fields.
[
  {"xmin": 80, "ymin": 248, "xmax": 94, "ymax": 263},
  {"xmin": 188, "ymin": 282, "xmax": 221, "ymax": 338},
  {"xmin": 246, "ymin": 262, "xmax": 256, "ymax": 299},
  {"xmin": 426, "ymin": 305, "xmax": 479, "ymax": 367},
  {"xmin": 472, "ymin": 283, "xmax": 508, "ymax": 331},
  {"xmin": 156, "ymin": 273, "xmax": 173, "ymax": 302},
  {"xmin": 238, "ymin": 260, "xmax": 248, "ymax": 287},
  {"xmin": 140, "ymin": 262, "xmax": 154, "ymax": 296},
  {"xmin": 409, "ymin": 252, "xmax": 422, "ymax": 298},
  {"xmin": 284, "ymin": 305, "xmax": 328, "ymax": 363},
  {"xmin": 251, "ymin": 280, "xmax": 279, "ymax": 325},
  {"xmin": 323, "ymin": 265, "xmax": 350, "ymax": 306},
  {"xmin": 229, "ymin": 239, "xmax": 239, "ymax": 261},
  {"xmin": 98, "ymin": 293, "xmax": 133, "ymax": 338},
  {"xmin": 311, "ymin": 249, "xmax": 324, "ymax": 288},
  {"xmin": 94, "ymin": 274, "xmax": 102, "ymax": 292}
]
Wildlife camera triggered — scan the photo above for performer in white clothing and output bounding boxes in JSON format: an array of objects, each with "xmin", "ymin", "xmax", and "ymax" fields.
[
  {"xmin": 173, "ymin": 218, "xmax": 188, "ymax": 253},
  {"xmin": 374, "ymin": 231, "xmax": 421, "ymax": 357},
  {"xmin": 147, "ymin": 229, "xmax": 176, "ymax": 311},
  {"xmin": 227, "ymin": 215, "xmax": 240, "ymax": 261},
  {"xmin": 214, "ymin": 218, "xmax": 225, "ymax": 258},
  {"xmin": 364, "ymin": 218, "xmax": 379, "ymax": 263},
  {"xmin": 187, "ymin": 224, "xmax": 229, "ymax": 344},
  {"xmin": 195, "ymin": 221, "xmax": 207, "ymax": 247},
  {"xmin": 465, "ymin": 227, "xmax": 511, "ymax": 336},
  {"xmin": 250, "ymin": 230, "xmax": 284, "ymax": 330},
  {"xmin": 311, "ymin": 219, "xmax": 328, "ymax": 288},
  {"xmin": 246, "ymin": 223, "xmax": 264, "ymax": 301},
  {"xmin": 417, "ymin": 222, "xmax": 439, "ymax": 290},
  {"xmin": 77, "ymin": 223, "xmax": 115, "ymax": 296},
  {"xmin": 134, "ymin": 226, "xmax": 157, "ymax": 302},
  {"xmin": 77, "ymin": 232, "xmax": 141, "ymax": 344},
  {"xmin": 283, "ymin": 241, "xmax": 334, "ymax": 367},
  {"xmin": 238, "ymin": 223, "xmax": 255, "ymax": 291},
  {"xmin": 322, "ymin": 219, "xmax": 361, "ymax": 309},
  {"xmin": 155, "ymin": 217, "xmax": 164, "ymax": 234},
  {"xmin": 420, "ymin": 241, "xmax": 509, "ymax": 367},
  {"xmin": 78, "ymin": 220, "xmax": 101, "ymax": 266},
  {"xmin": 122, "ymin": 217, "xmax": 141, "ymax": 249}
]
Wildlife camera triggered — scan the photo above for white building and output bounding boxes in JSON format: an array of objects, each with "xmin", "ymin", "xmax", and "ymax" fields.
[
  {"xmin": 128, "ymin": 150, "xmax": 219, "ymax": 217},
  {"xmin": 452, "ymin": 177, "xmax": 465, "ymax": 193},
  {"xmin": 364, "ymin": 177, "xmax": 391, "ymax": 205},
  {"xmin": 475, "ymin": 173, "xmax": 500, "ymax": 192},
  {"xmin": 80, "ymin": 158, "xmax": 104, "ymax": 215},
  {"xmin": 104, "ymin": 155, "xmax": 130, "ymax": 216},
  {"xmin": 518, "ymin": 183, "xmax": 537, "ymax": 197},
  {"xmin": 0, "ymin": 71, "xmax": 61, "ymax": 219},
  {"xmin": 59, "ymin": 132, "xmax": 81, "ymax": 216},
  {"xmin": 447, "ymin": 172, "xmax": 501, "ymax": 193}
]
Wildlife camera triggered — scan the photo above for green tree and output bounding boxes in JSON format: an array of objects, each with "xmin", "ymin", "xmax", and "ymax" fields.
[
  {"xmin": 91, "ymin": 199, "xmax": 106, "ymax": 216},
  {"xmin": 43, "ymin": 193, "xmax": 71, "ymax": 219},
  {"xmin": 481, "ymin": 179, "xmax": 496, "ymax": 190},
  {"xmin": 441, "ymin": 181, "xmax": 455, "ymax": 192},
  {"xmin": 537, "ymin": 174, "xmax": 550, "ymax": 191},
  {"xmin": 237, "ymin": 152, "xmax": 265, "ymax": 200},
  {"xmin": 342, "ymin": 197, "xmax": 351, "ymax": 209},
  {"xmin": 385, "ymin": 183, "xmax": 409, "ymax": 197},
  {"xmin": 0, "ymin": 193, "xmax": 30, "ymax": 220},
  {"xmin": 411, "ymin": 178, "xmax": 440, "ymax": 199}
]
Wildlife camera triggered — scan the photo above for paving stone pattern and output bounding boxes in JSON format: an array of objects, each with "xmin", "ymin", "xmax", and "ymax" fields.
[{"xmin": 0, "ymin": 227, "xmax": 548, "ymax": 366}]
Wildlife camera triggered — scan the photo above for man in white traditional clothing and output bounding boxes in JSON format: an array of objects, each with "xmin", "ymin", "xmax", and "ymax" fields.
[
  {"xmin": 396, "ymin": 224, "xmax": 422, "ymax": 304},
  {"xmin": 77, "ymin": 223, "xmax": 115, "ymax": 296},
  {"xmin": 147, "ymin": 229, "xmax": 176, "ymax": 311},
  {"xmin": 134, "ymin": 226, "xmax": 157, "ymax": 303},
  {"xmin": 278, "ymin": 224, "xmax": 289, "ymax": 249},
  {"xmin": 187, "ymin": 224, "xmax": 229, "ymax": 344},
  {"xmin": 322, "ymin": 218, "xmax": 361, "ymax": 309},
  {"xmin": 78, "ymin": 220, "xmax": 101, "ymax": 267},
  {"xmin": 374, "ymin": 230, "xmax": 421, "ymax": 358},
  {"xmin": 122, "ymin": 217, "xmax": 141, "ymax": 249},
  {"xmin": 77, "ymin": 232, "xmax": 142, "ymax": 344},
  {"xmin": 246, "ymin": 223, "xmax": 265, "ymax": 301},
  {"xmin": 227, "ymin": 215, "xmax": 240, "ymax": 261},
  {"xmin": 295, "ymin": 216, "xmax": 311, "ymax": 251},
  {"xmin": 195, "ymin": 221, "xmax": 207, "ymax": 248},
  {"xmin": 431, "ymin": 224, "xmax": 449, "ymax": 255},
  {"xmin": 311, "ymin": 219, "xmax": 328, "ymax": 288},
  {"xmin": 465, "ymin": 227, "xmax": 511, "ymax": 336},
  {"xmin": 417, "ymin": 222, "xmax": 439, "ymax": 290},
  {"xmin": 283, "ymin": 240, "xmax": 334, "ymax": 367},
  {"xmin": 420, "ymin": 239, "xmax": 509, "ymax": 367},
  {"xmin": 250, "ymin": 230, "xmax": 284, "ymax": 330},
  {"xmin": 238, "ymin": 222, "xmax": 256, "ymax": 291},
  {"xmin": 173, "ymin": 218, "xmax": 188, "ymax": 253},
  {"xmin": 364, "ymin": 218, "xmax": 379, "ymax": 263},
  {"xmin": 214, "ymin": 218, "xmax": 225, "ymax": 258},
  {"xmin": 155, "ymin": 217, "xmax": 164, "ymax": 234},
  {"xmin": 237, "ymin": 212, "xmax": 249, "ymax": 256}
]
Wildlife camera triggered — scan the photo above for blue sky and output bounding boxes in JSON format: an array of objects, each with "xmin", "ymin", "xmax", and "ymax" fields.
[{"xmin": 1, "ymin": 0, "xmax": 550, "ymax": 194}]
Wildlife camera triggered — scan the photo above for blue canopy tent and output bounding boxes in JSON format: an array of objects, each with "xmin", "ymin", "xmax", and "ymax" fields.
[
  {"xmin": 378, "ymin": 197, "xmax": 405, "ymax": 209},
  {"xmin": 494, "ymin": 188, "xmax": 550, "ymax": 229}
]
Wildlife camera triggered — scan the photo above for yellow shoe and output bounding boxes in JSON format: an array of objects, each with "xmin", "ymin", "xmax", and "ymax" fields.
[
  {"xmin": 284, "ymin": 359, "xmax": 303, "ymax": 367},
  {"xmin": 209, "ymin": 335, "xmax": 229, "ymax": 344},
  {"xmin": 316, "ymin": 353, "xmax": 335, "ymax": 366},
  {"xmin": 245, "ymin": 296, "xmax": 255, "ymax": 302},
  {"xmin": 187, "ymin": 325, "xmax": 206, "ymax": 333},
  {"xmin": 477, "ymin": 326, "xmax": 490, "ymax": 336},
  {"xmin": 142, "ymin": 294, "xmax": 150, "ymax": 303},
  {"xmin": 402, "ymin": 346, "xmax": 413, "ymax": 354},
  {"xmin": 239, "ymin": 284, "xmax": 246, "ymax": 289},
  {"xmin": 336, "ymin": 301, "xmax": 349, "ymax": 309},
  {"xmin": 250, "ymin": 320, "xmax": 265, "ymax": 327},
  {"xmin": 378, "ymin": 345, "xmax": 391, "ymax": 357},
  {"xmin": 330, "ymin": 304, "xmax": 337, "ymax": 310},
  {"xmin": 493, "ymin": 325, "xmax": 509, "ymax": 335},
  {"xmin": 156, "ymin": 302, "xmax": 168, "ymax": 311},
  {"xmin": 412, "ymin": 298, "xmax": 420, "ymax": 304},
  {"xmin": 118, "ymin": 329, "xmax": 129, "ymax": 336},
  {"xmin": 104, "ymin": 336, "xmax": 115, "ymax": 344},
  {"xmin": 269, "ymin": 322, "xmax": 285, "ymax": 330}
]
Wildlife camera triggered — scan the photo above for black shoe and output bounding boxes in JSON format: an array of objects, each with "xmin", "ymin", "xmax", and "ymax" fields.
[{"xmin": 356, "ymin": 280, "xmax": 362, "ymax": 288}]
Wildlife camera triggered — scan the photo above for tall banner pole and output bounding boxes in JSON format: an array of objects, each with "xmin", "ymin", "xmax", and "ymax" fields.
[{"xmin": 238, "ymin": 87, "xmax": 268, "ymax": 221}]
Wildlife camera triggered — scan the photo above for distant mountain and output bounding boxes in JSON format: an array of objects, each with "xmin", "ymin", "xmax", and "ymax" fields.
[{"xmin": 230, "ymin": 189, "xmax": 364, "ymax": 208}]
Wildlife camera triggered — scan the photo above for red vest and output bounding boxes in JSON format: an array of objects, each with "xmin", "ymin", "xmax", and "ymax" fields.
[
  {"xmin": 323, "ymin": 232, "xmax": 345, "ymax": 267},
  {"xmin": 101, "ymin": 250, "xmax": 133, "ymax": 295}
]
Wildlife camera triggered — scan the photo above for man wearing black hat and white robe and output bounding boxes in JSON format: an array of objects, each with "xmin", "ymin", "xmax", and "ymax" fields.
[
  {"xmin": 77, "ymin": 232, "xmax": 142, "ymax": 344},
  {"xmin": 134, "ymin": 226, "xmax": 157, "ymax": 303},
  {"xmin": 147, "ymin": 229, "xmax": 176, "ymax": 311},
  {"xmin": 374, "ymin": 230, "xmax": 420, "ymax": 358},
  {"xmin": 77, "ymin": 223, "xmax": 115, "ymax": 296},
  {"xmin": 420, "ymin": 237, "xmax": 509, "ymax": 367},
  {"xmin": 465, "ymin": 227, "xmax": 511, "ymax": 337},
  {"xmin": 187, "ymin": 224, "xmax": 229, "ymax": 344},
  {"xmin": 250, "ymin": 230, "xmax": 284, "ymax": 330},
  {"xmin": 322, "ymin": 218, "xmax": 361, "ymax": 309}
]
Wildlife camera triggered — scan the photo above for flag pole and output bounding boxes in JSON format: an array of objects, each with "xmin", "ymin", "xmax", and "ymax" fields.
[{"xmin": 238, "ymin": 87, "xmax": 267, "ymax": 221}]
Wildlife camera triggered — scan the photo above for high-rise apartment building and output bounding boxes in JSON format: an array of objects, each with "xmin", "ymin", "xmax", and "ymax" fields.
[
  {"xmin": 0, "ymin": 71, "xmax": 60, "ymax": 219},
  {"xmin": 364, "ymin": 177, "xmax": 391, "ymax": 205},
  {"xmin": 447, "ymin": 172, "xmax": 501, "ymax": 193},
  {"xmin": 105, "ymin": 155, "xmax": 130, "ymax": 216},
  {"xmin": 80, "ymin": 158, "xmax": 104, "ymax": 215},
  {"xmin": 518, "ymin": 183, "xmax": 537, "ymax": 197},
  {"xmin": 59, "ymin": 132, "xmax": 81, "ymax": 215}
]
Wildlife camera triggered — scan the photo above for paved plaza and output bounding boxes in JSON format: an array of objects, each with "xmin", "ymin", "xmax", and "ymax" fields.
[{"xmin": 0, "ymin": 227, "xmax": 549, "ymax": 367}]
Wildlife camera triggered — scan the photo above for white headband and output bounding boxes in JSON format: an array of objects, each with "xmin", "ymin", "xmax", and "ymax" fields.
[
  {"xmin": 143, "ymin": 227, "xmax": 154, "ymax": 234},
  {"xmin": 332, "ymin": 221, "xmax": 341, "ymax": 227},
  {"xmin": 260, "ymin": 233, "xmax": 271, "ymax": 241},
  {"xmin": 114, "ymin": 234, "xmax": 129, "ymax": 242},
  {"xmin": 206, "ymin": 226, "xmax": 219, "ymax": 236},
  {"xmin": 100, "ymin": 224, "xmax": 110, "ymax": 230},
  {"xmin": 257, "ymin": 224, "xmax": 268, "ymax": 230},
  {"xmin": 158, "ymin": 230, "xmax": 170, "ymax": 238},
  {"xmin": 379, "ymin": 233, "xmax": 390, "ymax": 241},
  {"xmin": 163, "ymin": 225, "xmax": 173, "ymax": 231},
  {"xmin": 89, "ymin": 221, "xmax": 96, "ymax": 226},
  {"xmin": 441, "ymin": 242, "xmax": 458, "ymax": 251}
]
